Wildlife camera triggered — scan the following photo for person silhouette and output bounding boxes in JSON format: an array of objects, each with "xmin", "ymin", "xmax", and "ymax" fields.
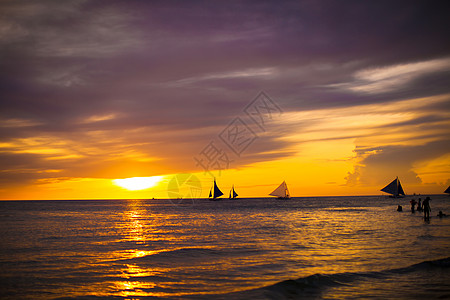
[
  {"xmin": 417, "ymin": 198, "xmax": 422, "ymax": 211},
  {"xmin": 423, "ymin": 197, "xmax": 431, "ymax": 220},
  {"xmin": 410, "ymin": 199, "xmax": 417, "ymax": 213}
]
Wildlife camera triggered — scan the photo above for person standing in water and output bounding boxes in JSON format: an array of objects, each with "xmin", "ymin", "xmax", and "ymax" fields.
[
  {"xmin": 423, "ymin": 197, "xmax": 431, "ymax": 220},
  {"xmin": 417, "ymin": 198, "xmax": 422, "ymax": 211},
  {"xmin": 410, "ymin": 199, "xmax": 417, "ymax": 213}
]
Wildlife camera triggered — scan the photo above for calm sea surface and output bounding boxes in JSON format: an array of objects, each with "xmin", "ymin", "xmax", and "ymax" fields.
[{"xmin": 0, "ymin": 196, "xmax": 449, "ymax": 299}]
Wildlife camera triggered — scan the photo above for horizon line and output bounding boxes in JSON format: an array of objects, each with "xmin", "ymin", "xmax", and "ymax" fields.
[{"xmin": 1, "ymin": 193, "xmax": 446, "ymax": 201}]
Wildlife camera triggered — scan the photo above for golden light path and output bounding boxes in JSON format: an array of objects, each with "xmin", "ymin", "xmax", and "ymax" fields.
[{"xmin": 113, "ymin": 176, "xmax": 164, "ymax": 191}]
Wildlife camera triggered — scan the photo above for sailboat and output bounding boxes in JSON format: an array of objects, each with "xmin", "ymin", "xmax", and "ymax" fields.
[
  {"xmin": 444, "ymin": 186, "xmax": 450, "ymax": 194},
  {"xmin": 381, "ymin": 177, "xmax": 405, "ymax": 198},
  {"xmin": 209, "ymin": 178, "xmax": 223, "ymax": 201},
  {"xmin": 229, "ymin": 185, "xmax": 238, "ymax": 199},
  {"xmin": 269, "ymin": 181, "xmax": 290, "ymax": 199}
]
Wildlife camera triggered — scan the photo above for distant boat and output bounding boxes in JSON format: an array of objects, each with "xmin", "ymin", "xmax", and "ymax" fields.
[
  {"xmin": 269, "ymin": 181, "xmax": 290, "ymax": 199},
  {"xmin": 209, "ymin": 178, "xmax": 223, "ymax": 201},
  {"xmin": 444, "ymin": 186, "xmax": 450, "ymax": 194},
  {"xmin": 229, "ymin": 185, "xmax": 238, "ymax": 199},
  {"xmin": 381, "ymin": 177, "xmax": 405, "ymax": 198}
]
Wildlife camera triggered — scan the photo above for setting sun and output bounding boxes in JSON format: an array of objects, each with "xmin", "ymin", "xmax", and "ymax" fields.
[{"xmin": 113, "ymin": 176, "xmax": 163, "ymax": 191}]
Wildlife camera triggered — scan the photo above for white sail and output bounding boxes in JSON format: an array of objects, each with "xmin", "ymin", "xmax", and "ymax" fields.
[{"xmin": 269, "ymin": 181, "xmax": 290, "ymax": 199}]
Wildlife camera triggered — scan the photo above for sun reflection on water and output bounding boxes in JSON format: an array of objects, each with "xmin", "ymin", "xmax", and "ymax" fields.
[
  {"xmin": 114, "ymin": 264, "xmax": 162, "ymax": 298},
  {"xmin": 113, "ymin": 200, "xmax": 167, "ymax": 297}
]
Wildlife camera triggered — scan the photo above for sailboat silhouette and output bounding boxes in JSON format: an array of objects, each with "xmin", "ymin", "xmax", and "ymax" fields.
[
  {"xmin": 209, "ymin": 178, "xmax": 223, "ymax": 201},
  {"xmin": 229, "ymin": 185, "xmax": 238, "ymax": 199},
  {"xmin": 269, "ymin": 181, "xmax": 290, "ymax": 199},
  {"xmin": 381, "ymin": 177, "xmax": 405, "ymax": 198}
]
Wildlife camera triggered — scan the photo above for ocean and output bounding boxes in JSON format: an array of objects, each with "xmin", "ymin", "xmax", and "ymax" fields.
[{"xmin": 0, "ymin": 195, "xmax": 449, "ymax": 299}]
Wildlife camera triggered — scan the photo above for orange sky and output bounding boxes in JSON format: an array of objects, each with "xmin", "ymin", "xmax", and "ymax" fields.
[
  {"xmin": 2, "ymin": 92, "xmax": 449, "ymax": 200},
  {"xmin": 1, "ymin": 1, "xmax": 449, "ymax": 200}
]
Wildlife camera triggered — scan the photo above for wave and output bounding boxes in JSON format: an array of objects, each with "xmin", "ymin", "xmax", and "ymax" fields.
[
  {"xmin": 117, "ymin": 247, "xmax": 219, "ymax": 265},
  {"xmin": 221, "ymin": 257, "xmax": 450, "ymax": 300},
  {"xmin": 50, "ymin": 257, "xmax": 449, "ymax": 300},
  {"xmin": 324, "ymin": 208, "xmax": 369, "ymax": 212},
  {"xmin": 392, "ymin": 256, "xmax": 450, "ymax": 272},
  {"xmin": 117, "ymin": 246, "xmax": 264, "ymax": 266}
]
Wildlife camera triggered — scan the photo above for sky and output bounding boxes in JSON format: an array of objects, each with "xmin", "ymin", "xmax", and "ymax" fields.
[{"xmin": 0, "ymin": 0, "xmax": 449, "ymax": 200}]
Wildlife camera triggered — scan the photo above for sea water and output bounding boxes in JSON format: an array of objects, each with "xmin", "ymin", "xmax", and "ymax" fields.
[{"xmin": 0, "ymin": 196, "xmax": 449, "ymax": 299}]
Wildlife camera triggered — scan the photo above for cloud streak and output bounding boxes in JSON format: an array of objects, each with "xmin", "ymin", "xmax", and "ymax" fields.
[{"xmin": 330, "ymin": 58, "xmax": 450, "ymax": 94}]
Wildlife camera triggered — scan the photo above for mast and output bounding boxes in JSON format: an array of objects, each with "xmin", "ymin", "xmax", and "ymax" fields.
[
  {"xmin": 397, "ymin": 178, "xmax": 405, "ymax": 196},
  {"xmin": 285, "ymin": 182, "xmax": 290, "ymax": 199},
  {"xmin": 232, "ymin": 185, "xmax": 238, "ymax": 198}
]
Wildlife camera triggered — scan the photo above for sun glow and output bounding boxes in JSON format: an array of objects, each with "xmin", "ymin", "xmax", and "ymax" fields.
[{"xmin": 113, "ymin": 176, "xmax": 163, "ymax": 191}]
